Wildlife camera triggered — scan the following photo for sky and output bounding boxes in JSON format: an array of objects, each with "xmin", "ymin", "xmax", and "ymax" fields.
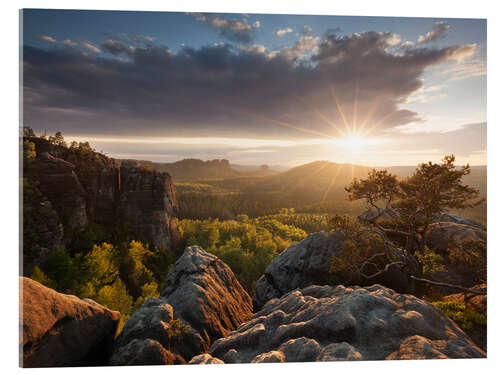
[{"xmin": 21, "ymin": 9, "xmax": 486, "ymax": 166}]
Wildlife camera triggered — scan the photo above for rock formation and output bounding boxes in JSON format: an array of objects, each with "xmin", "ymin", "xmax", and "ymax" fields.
[
  {"xmin": 110, "ymin": 246, "xmax": 253, "ymax": 364},
  {"xmin": 118, "ymin": 162, "xmax": 180, "ymax": 251},
  {"xmin": 24, "ymin": 152, "xmax": 88, "ymax": 240},
  {"xmin": 210, "ymin": 284, "xmax": 485, "ymax": 363},
  {"xmin": 22, "ymin": 137, "xmax": 181, "ymax": 275},
  {"xmin": 358, "ymin": 208, "xmax": 485, "ymax": 230},
  {"xmin": 253, "ymin": 230, "xmax": 419, "ymax": 311},
  {"xmin": 20, "ymin": 277, "xmax": 120, "ymax": 367},
  {"xmin": 425, "ymin": 222, "xmax": 486, "ymax": 253}
]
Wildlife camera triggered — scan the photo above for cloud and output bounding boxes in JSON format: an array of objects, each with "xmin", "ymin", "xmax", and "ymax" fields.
[
  {"xmin": 401, "ymin": 41, "xmax": 415, "ymax": 48},
  {"xmin": 23, "ymin": 31, "xmax": 478, "ymax": 140},
  {"xmin": 276, "ymin": 27, "xmax": 293, "ymax": 37},
  {"xmin": 269, "ymin": 36, "xmax": 320, "ymax": 61},
  {"xmin": 39, "ymin": 35, "xmax": 57, "ymax": 43},
  {"xmin": 191, "ymin": 13, "xmax": 258, "ymax": 43},
  {"xmin": 300, "ymin": 25, "xmax": 314, "ymax": 36},
  {"xmin": 81, "ymin": 41, "xmax": 101, "ymax": 53},
  {"xmin": 239, "ymin": 44, "xmax": 266, "ymax": 54},
  {"xmin": 62, "ymin": 39, "xmax": 77, "ymax": 47},
  {"xmin": 418, "ymin": 21, "xmax": 450, "ymax": 44},
  {"xmin": 101, "ymin": 40, "xmax": 133, "ymax": 56}
]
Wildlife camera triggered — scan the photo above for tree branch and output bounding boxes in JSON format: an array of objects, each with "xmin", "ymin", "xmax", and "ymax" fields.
[
  {"xmin": 409, "ymin": 276, "xmax": 487, "ymax": 295},
  {"xmin": 360, "ymin": 261, "xmax": 405, "ymax": 280}
]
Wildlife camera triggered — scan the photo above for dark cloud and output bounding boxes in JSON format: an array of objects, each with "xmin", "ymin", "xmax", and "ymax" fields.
[
  {"xmin": 190, "ymin": 13, "xmax": 258, "ymax": 43},
  {"xmin": 23, "ymin": 31, "xmax": 476, "ymax": 139},
  {"xmin": 418, "ymin": 21, "xmax": 450, "ymax": 44},
  {"xmin": 101, "ymin": 39, "xmax": 133, "ymax": 56}
]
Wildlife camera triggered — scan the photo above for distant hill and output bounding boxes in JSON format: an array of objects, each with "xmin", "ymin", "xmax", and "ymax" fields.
[
  {"xmin": 202, "ymin": 161, "xmax": 486, "ymax": 202},
  {"xmin": 118, "ymin": 158, "xmax": 281, "ymax": 182}
]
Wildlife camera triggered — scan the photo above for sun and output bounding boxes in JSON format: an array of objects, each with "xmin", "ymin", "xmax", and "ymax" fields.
[
  {"xmin": 339, "ymin": 135, "xmax": 366, "ymax": 151},
  {"xmin": 333, "ymin": 134, "xmax": 375, "ymax": 152}
]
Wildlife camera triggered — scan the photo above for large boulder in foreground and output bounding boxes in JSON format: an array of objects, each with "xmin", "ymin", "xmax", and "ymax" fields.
[
  {"xmin": 253, "ymin": 231, "xmax": 419, "ymax": 311},
  {"xmin": 111, "ymin": 246, "xmax": 253, "ymax": 365},
  {"xmin": 20, "ymin": 277, "xmax": 120, "ymax": 367},
  {"xmin": 210, "ymin": 284, "xmax": 485, "ymax": 363}
]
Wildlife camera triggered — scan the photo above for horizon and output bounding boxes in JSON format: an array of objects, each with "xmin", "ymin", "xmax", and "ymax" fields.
[{"xmin": 22, "ymin": 9, "xmax": 486, "ymax": 166}]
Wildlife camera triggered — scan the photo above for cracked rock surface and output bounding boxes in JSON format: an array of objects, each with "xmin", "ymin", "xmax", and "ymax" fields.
[
  {"xmin": 110, "ymin": 246, "xmax": 253, "ymax": 364},
  {"xmin": 209, "ymin": 284, "xmax": 485, "ymax": 363}
]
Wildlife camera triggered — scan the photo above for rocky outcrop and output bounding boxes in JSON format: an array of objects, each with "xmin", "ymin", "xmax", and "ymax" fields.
[
  {"xmin": 24, "ymin": 153, "xmax": 88, "ymax": 240},
  {"xmin": 359, "ymin": 208, "xmax": 485, "ymax": 230},
  {"xmin": 110, "ymin": 338, "xmax": 185, "ymax": 366},
  {"xmin": 253, "ymin": 231, "xmax": 420, "ymax": 311},
  {"xmin": 111, "ymin": 246, "xmax": 253, "ymax": 364},
  {"xmin": 210, "ymin": 284, "xmax": 485, "ymax": 363},
  {"xmin": 23, "ymin": 138, "xmax": 181, "ymax": 276},
  {"xmin": 20, "ymin": 277, "xmax": 120, "ymax": 367},
  {"xmin": 188, "ymin": 353, "xmax": 224, "ymax": 364},
  {"xmin": 425, "ymin": 222, "xmax": 486, "ymax": 253},
  {"xmin": 118, "ymin": 163, "xmax": 180, "ymax": 251}
]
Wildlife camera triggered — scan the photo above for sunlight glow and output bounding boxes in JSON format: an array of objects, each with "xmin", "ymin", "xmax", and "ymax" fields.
[{"xmin": 332, "ymin": 134, "xmax": 383, "ymax": 151}]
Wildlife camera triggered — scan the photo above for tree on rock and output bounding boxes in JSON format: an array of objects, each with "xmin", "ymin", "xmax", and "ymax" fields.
[{"xmin": 346, "ymin": 155, "xmax": 483, "ymax": 252}]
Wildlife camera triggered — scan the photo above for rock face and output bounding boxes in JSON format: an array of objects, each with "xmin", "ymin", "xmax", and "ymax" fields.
[
  {"xmin": 110, "ymin": 246, "xmax": 253, "ymax": 364},
  {"xmin": 425, "ymin": 222, "xmax": 486, "ymax": 253},
  {"xmin": 22, "ymin": 137, "xmax": 181, "ymax": 276},
  {"xmin": 210, "ymin": 284, "xmax": 485, "ymax": 363},
  {"xmin": 24, "ymin": 153, "xmax": 88, "ymax": 240},
  {"xmin": 118, "ymin": 163, "xmax": 180, "ymax": 251},
  {"xmin": 359, "ymin": 208, "xmax": 485, "ymax": 230},
  {"xmin": 20, "ymin": 277, "xmax": 120, "ymax": 367},
  {"xmin": 253, "ymin": 231, "xmax": 420, "ymax": 311}
]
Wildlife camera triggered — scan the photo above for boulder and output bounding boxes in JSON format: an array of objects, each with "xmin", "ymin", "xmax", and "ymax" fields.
[
  {"xmin": 358, "ymin": 208, "xmax": 485, "ymax": 230},
  {"xmin": 20, "ymin": 277, "xmax": 120, "ymax": 367},
  {"xmin": 253, "ymin": 230, "xmax": 420, "ymax": 310},
  {"xmin": 110, "ymin": 339, "xmax": 185, "ymax": 366},
  {"xmin": 425, "ymin": 222, "xmax": 486, "ymax": 253},
  {"xmin": 111, "ymin": 246, "xmax": 253, "ymax": 364},
  {"xmin": 210, "ymin": 284, "xmax": 485, "ymax": 362},
  {"xmin": 188, "ymin": 354, "xmax": 224, "ymax": 364},
  {"xmin": 435, "ymin": 212, "xmax": 485, "ymax": 231}
]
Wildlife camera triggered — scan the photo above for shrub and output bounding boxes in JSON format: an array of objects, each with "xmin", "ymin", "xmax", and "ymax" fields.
[{"xmin": 432, "ymin": 301, "xmax": 486, "ymax": 332}]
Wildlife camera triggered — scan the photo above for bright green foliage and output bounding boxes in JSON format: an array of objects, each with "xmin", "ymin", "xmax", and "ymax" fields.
[
  {"xmin": 85, "ymin": 242, "xmax": 119, "ymax": 289},
  {"xmin": 31, "ymin": 266, "xmax": 56, "ymax": 289},
  {"xmin": 95, "ymin": 277, "xmax": 133, "ymax": 332},
  {"xmin": 178, "ymin": 216, "xmax": 308, "ymax": 293},
  {"xmin": 432, "ymin": 301, "xmax": 486, "ymax": 332},
  {"xmin": 414, "ymin": 247, "xmax": 447, "ymax": 275}
]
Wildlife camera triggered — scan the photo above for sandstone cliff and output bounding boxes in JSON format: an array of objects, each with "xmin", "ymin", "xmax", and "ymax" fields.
[{"xmin": 22, "ymin": 137, "xmax": 181, "ymax": 274}]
